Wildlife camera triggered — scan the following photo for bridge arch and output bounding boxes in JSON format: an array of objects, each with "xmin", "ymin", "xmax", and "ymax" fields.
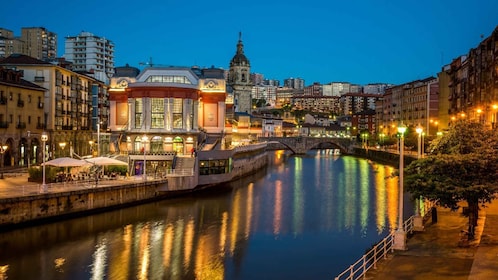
[{"xmin": 259, "ymin": 136, "xmax": 352, "ymax": 155}]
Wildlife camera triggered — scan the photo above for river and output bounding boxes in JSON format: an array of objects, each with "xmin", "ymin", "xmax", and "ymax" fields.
[{"xmin": 0, "ymin": 149, "xmax": 414, "ymax": 280}]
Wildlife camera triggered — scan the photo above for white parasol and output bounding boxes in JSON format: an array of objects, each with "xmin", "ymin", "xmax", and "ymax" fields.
[
  {"xmin": 42, "ymin": 157, "xmax": 88, "ymax": 167},
  {"xmin": 83, "ymin": 156, "xmax": 128, "ymax": 166}
]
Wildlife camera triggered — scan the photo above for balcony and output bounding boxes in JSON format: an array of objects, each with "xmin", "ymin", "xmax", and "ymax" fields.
[
  {"xmin": 0, "ymin": 122, "xmax": 8, "ymax": 128},
  {"xmin": 62, "ymin": 125, "xmax": 73, "ymax": 130},
  {"xmin": 36, "ymin": 123, "xmax": 46, "ymax": 129},
  {"xmin": 0, "ymin": 97, "xmax": 6, "ymax": 105},
  {"xmin": 17, "ymin": 100, "xmax": 24, "ymax": 107},
  {"xmin": 16, "ymin": 122, "xmax": 26, "ymax": 129}
]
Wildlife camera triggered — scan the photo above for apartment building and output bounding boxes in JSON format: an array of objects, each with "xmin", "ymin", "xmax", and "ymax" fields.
[
  {"xmin": 0, "ymin": 54, "xmax": 108, "ymax": 159},
  {"xmin": 64, "ymin": 31, "xmax": 115, "ymax": 84},
  {"xmin": 0, "ymin": 27, "xmax": 57, "ymax": 60},
  {"xmin": 21, "ymin": 27, "xmax": 57, "ymax": 61},
  {"xmin": 0, "ymin": 66, "xmax": 46, "ymax": 168},
  {"xmin": 441, "ymin": 26, "xmax": 498, "ymax": 131}
]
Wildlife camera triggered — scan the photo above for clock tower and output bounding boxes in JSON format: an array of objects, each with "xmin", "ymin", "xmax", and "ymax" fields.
[{"xmin": 228, "ymin": 32, "xmax": 253, "ymax": 114}]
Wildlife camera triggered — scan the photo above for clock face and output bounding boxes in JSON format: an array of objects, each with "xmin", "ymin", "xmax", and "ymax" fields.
[{"xmin": 118, "ymin": 79, "xmax": 128, "ymax": 88}]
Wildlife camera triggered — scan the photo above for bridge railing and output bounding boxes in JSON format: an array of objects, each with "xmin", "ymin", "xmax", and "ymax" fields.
[{"xmin": 333, "ymin": 201, "xmax": 436, "ymax": 280}]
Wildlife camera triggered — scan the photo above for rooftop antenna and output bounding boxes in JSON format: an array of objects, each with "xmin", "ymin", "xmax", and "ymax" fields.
[{"xmin": 139, "ymin": 57, "xmax": 154, "ymax": 67}]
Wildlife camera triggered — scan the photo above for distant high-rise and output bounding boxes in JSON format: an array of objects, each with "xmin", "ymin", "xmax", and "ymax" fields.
[
  {"xmin": 284, "ymin": 77, "xmax": 305, "ymax": 90},
  {"xmin": 21, "ymin": 27, "xmax": 57, "ymax": 60},
  {"xmin": 64, "ymin": 31, "xmax": 115, "ymax": 84}
]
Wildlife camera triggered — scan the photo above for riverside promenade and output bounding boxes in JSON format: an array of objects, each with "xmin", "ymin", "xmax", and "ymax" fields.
[
  {"xmin": 0, "ymin": 172, "xmax": 143, "ymax": 199},
  {"xmin": 365, "ymin": 201, "xmax": 498, "ymax": 280}
]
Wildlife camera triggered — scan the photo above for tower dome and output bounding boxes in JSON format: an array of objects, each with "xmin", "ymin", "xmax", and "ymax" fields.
[{"xmin": 230, "ymin": 32, "xmax": 250, "ymax": 67}]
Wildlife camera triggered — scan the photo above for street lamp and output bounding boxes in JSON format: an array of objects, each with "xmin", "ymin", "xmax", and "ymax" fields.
[
  {"xmin": 0, "ymin": 145, "xmax": 8, "ymax": 179},
  {"xmin": 142, "ymin": 135, "xmax": 148, "ymax": 181},
  {"xmin": 416, "ymin": 126, "xmax": 423, "ymax": 159},
  {"xmin": 41, "ymin": 132, "xmax": 48, "ymax": 192},
  {"xmin": 89, "ymin": 140, "xmax": 94, "ymax": 156},
  {"xmin": 97, "ymin": 122, "xmax": 100, "ymax": 157},
  {"xmin": 394, "ymin": 123, "xmax": 407, "ymax": 250},
  {"xmin": 59, "ymin": 142, "xmax": 66, "ymax": 157}
]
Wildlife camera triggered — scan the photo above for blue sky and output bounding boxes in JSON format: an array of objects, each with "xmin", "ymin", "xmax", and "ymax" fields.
[{"xmin": 2, "ymin": 0, "xmax": 497, "ymax": 86}]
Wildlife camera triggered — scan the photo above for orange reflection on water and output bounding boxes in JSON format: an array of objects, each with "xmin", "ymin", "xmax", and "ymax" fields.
[
  {"xmin": 219, "ymin": 212, "xmax": 228, "ymax": 256},
  {"xmin": 386, "ymin": 174, "xmax": 399, "ymax": 231},
  {"xmin": 245, "ymin": 183, "xmax": 253, "ymax": 239},
  {"xmin": 229, "ymin": 189, "xmax": 241, "ymax": 255},
  {"xmin": 273, "ymin": 180, "xmax": 283, "ymax": 235},
  {"xmin": 162, "ymin": 224, "xmax": 174, "ymax": 269},
  {"xmin": 137, "ymin": 224, "xmax": 151, "ymax": 280},
  {"xmin": 184, "ymin": 219, "xmax": 195, "ymax": 270},
  {"xmin": 375, "ymin": 166, "xmax": 388, "ymax": 233}
]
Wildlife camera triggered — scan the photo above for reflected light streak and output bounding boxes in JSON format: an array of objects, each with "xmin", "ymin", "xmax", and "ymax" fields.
[
  {"xmin": 219, "ymin": 212, "xmax": 228, "ymax": 256},
  {"xmin": 91, "ymin": 238, "xmax": 108, "ymax": 280},
  {"xmin": 273, "ymin": 180, "xmax": 283, "ymax": 235},
  {"xmin": 387, "ymin": 175, "xmax": 399, "ymax": 231},
  {"xmin": 293, "ymin": 157, "xmax": 304, "ymax": 235},
  {"xmin": 375, "ymin": 166, "xmax": 388, "ymax": 233},
  {"xmin": 171, "ymin": 220, "xmax": 185, "ymax": 278},
  {"xmin": 359, "ymin": 160, "xmax": 370, "ymax": 236},
  {"xmin": 0, "ymin": 265, "xmax": 8, "ymax": 279},
  {"xmin": 343, "ymin": 157, "xmax": 357, "ymax": 230},
  {"xmin": 162, "ymin": 224, "xmax": 174, "ymax": 269},
  {"xmin": 195, "ymin": 235, "xmax": 224, "ymax": 280},
  {"xmin": 54, "ymin": 258, "xmax": 65, "ymax": 273},
  {"xmin": 137, "ymin": 224, "xmax": 151, "ymax": 280},
  {"xmin": 150, "ymin": 223, "xmax": 165, "ymax": 280},
  {"xmin": 245, "ymin": 183, "xmax": 253, "ymax": 239},
  {"xmin": 110, "ymin": 224, "xmax": 132, "ymax": 280},
  {"xmin": 229, "ymin": 189, "xmax": 241, "ymax": 255},
  {"xmin": 184, "ymin": 219, "xmax": 195, "ymax": 269}
]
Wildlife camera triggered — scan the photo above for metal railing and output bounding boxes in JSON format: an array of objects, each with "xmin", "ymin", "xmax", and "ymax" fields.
[{"xmin": 334, "ymin": 201, "xmax": 435, "ymax": 280}]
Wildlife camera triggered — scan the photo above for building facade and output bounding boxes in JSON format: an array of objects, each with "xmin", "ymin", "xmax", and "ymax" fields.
[
  {"xmin": 64, "ymin": 31, "xmax": 115, "ymax": 84},
  {"xmin": 108, "ymin": 65, "xmax": 227, "ymax": 175},
  {"xmin": 0, "ymin": 54, "xmax": 107, "ymax": 160},
  {"xmin": 21, "ymin": 27, "xmax": 57, "ymax": 61},
  {"xmin": 228, "ymin": 33, "xmax": 253, "ymax": 114},
  {"xmin": 0, "ymin": 66, "xmax": 46, "ymax": 168}
]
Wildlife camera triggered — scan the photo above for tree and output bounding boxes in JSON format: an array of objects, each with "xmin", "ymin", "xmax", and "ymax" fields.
[{"xmin": 405, "ymin": 120, "xmax": 498, "ymax": 239}]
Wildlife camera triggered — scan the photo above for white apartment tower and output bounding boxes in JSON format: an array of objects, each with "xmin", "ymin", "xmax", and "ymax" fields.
[{"xmin": 64, "ymin": 31, "xmax": 115, "ymax": 84}]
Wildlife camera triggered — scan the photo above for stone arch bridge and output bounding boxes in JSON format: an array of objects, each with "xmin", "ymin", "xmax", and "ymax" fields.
[{"xmin": 258, "ymin": 136, "xmax": 352, "ymax": 155}]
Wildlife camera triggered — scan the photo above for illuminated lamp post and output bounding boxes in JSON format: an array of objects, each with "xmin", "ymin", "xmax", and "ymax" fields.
[
  {"xmin": 59, "ymin": 142, "xmax": 66, "ymax": 157},
  {"xmin": 394, "ymin": 123, "xmax": 407, "ymax": 250},
  {"xmin": 142, "ymin": 135, "xmax": 148, "ymax": 181},
  {"xmin": 0, "ymin": 145, "xmax": 8, "ymax": 179},
  {"xmin": 413, "ymin": 125, "xmax": 425, "ymax": 231},
  {"xmin": 89, "ymin": 140, "xmax": 94, "ymax": 157},
  {"xmin": 41, "ymin": 132, "xmax": 48, "ymax": 192}
]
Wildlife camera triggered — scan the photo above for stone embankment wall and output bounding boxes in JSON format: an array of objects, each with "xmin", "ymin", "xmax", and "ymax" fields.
[
  {"xmin": 351, "ymin": 147, "xmax": 417, "ymax": 166},
  {"xmin": 0, "ymin": 181, "xmax": 168, "ymax": 229}
]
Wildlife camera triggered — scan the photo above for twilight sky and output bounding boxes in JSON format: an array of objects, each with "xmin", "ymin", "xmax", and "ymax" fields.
[{"xmin": 2, "ymin": 0, "xmax": 497, "ymax": 86}]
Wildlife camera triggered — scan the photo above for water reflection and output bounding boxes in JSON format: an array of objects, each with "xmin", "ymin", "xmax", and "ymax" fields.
[{"xmin": 0, "ymin": 150, "xmax": 412, "ymax": 280}]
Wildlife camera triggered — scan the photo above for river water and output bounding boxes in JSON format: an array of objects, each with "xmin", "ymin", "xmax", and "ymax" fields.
[{"xmin": 0, "ymin": 150, "xmax": 414, "ymax": 280}]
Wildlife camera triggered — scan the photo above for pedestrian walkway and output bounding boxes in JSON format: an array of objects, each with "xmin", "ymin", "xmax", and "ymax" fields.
[
  {"xmin": 365, "ymin": 201, "xmax": 498, "ymax": 280},
  {"xmin": 0, "ymin": 173, "xmax": 153, "ymax": 199}
]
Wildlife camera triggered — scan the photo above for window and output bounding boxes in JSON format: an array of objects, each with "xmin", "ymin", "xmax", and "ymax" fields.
[
  {"xmin": 134, "ymin": 98, "xmax": 143, "ymax": 128},
  {"xmin": 28, "ymin": 116, "xmax": 31, "ymax": 124},
  {"xmin": 151, "ymin": 98, "xmax": 164, "ymax": 128},
  {"xmin": 173, "ymin": 98, "xmax": 183, "ymax": 129}
]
